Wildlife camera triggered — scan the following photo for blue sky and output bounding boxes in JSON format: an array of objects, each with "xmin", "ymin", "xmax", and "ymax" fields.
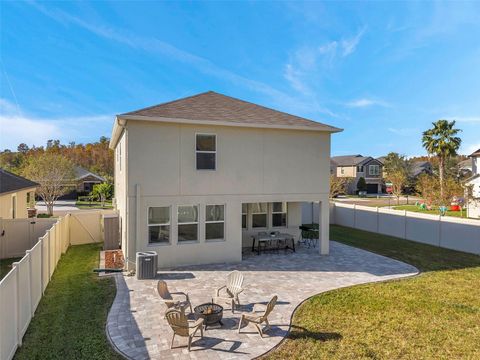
[{"xmin": 1, "ymin": 1, "xmax": 479, "ymax": 156}]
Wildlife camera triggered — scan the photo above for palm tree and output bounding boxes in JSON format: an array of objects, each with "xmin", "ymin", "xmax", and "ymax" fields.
[{"xmin": 422, "ymin": 120, "xmax": 461, "ymax": 199}]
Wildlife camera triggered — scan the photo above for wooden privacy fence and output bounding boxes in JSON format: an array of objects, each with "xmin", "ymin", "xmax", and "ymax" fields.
[
  {"xmin": 0, "ymin": 209, "xmax": 118, "ymax": 360},
  {"xmin": 330, "ymin": 202, "xmax": 480, "ymax": 255}
]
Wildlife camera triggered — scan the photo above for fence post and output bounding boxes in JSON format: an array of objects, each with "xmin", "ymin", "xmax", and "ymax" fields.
[
  {"xmin": 47, "ymin": 231, "xmax": 51, "ymax": 281},
  {"xmin": 353, "ymin": 204, "xmax": 357, "ymax": 228},
  {"xmin": 12, "ymin": 260, "xmax": 21, "ymax": 346},
  {"xmin": 25, "ymin": 249, "xmax": 34, "ymax": 317},
  {"xmin": 438, "ymin": 215, "xmax": 442, "ymax": 247},
  {"xmin": 39, "ymin": 237, "xmax": 44, "ymax": 295}
]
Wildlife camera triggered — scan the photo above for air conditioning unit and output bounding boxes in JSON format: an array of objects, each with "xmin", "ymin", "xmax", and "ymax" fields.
[{"xmin": 136, "ymin": 251, "xmax": 158, "ymax": 279}]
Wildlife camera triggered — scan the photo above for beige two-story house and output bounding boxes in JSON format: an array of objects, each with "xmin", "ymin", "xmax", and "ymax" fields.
[
  {"xmin": 109, "ymin": 91, "xmax": 341, "ymax": 269},
  {"xmin": 331, "ymin": 155, "xmax": 383, "ymax": 194}
]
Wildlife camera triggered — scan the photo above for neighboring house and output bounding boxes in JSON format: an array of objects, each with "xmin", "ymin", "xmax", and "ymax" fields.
[
  {"xmin": 0, "ymin": 168, "xmax": 38, "ymax": 219},
  {"xmin": 458, "ymin": 158, "xmax": 473, "ymax": 178},
  {"xmin": 409, "ymin": 160, "xmax": 432, "ymax": 178},
  {"xmin": 465, "ymin": 149, "xmax": 480, "ymax": 219},
  {"xmin": 331, "ymin": 155, "xmax": 383, "ymax": 194},
  {"xmin": 109, "ymin": 91, "xmax": 341, "ymax": 269},
  {"xmin": 74, "ymin": 166, "xmax": 105, "ymax": 193}
]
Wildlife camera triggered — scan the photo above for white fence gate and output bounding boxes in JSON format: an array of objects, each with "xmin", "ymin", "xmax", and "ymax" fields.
[{"xmin": 0, "ymin": 209, "xmax": 117, "ymax": 360}]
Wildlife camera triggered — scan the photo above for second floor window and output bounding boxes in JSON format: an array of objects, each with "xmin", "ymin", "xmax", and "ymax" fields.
[
  {"xmin": 196, "ymin": 134, "xmax": 216, "ymax": 170},
  {"xmin": 357, "ymin": 165, "xmax": 364, "ymax": 172},
  {"xmin": 369, "ymin": 165, "xmax": 380, "ymax": 176}
]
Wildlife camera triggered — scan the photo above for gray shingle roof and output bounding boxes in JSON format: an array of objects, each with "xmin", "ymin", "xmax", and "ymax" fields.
[
  {"xmin": 74, "ymin": 166, "xmax": 105, "ymax": 181},
  {"xmin": 120, "ymin": 91, "xmax": 341, "ymax": 132},
  {"xmin": 469, "ymin": 148, "xmax": 480, "ymax": 157},
  {"xmin": 331, "ymin": 155, "xmax": 371, "ymax": 166},
  {"xmin": 0, "ymin": 168, "xmax": 38, "ymax": 194}
]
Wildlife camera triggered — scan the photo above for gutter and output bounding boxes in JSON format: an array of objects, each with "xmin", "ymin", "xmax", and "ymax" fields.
[{"xmin": 109, "ymin": 117, "xmax": 127, "ymax": 149}]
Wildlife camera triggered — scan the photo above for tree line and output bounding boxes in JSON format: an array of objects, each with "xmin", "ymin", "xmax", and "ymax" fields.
[{"xmin": 0, "ymin": 136, "xmax": 114, "ymax": 178}]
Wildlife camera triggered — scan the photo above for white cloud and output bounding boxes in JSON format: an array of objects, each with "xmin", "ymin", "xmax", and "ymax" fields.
[
  {"xmin": 0, "ymin": 99, "xmax": 112, "ymax": 150},
  {"xmin": 346, "ymin": 98, "xmax": 390, "ymax": 108},
  {"xmin": 341, "ymin": 27, "xmax": 367, "ymax": 57},
  {"xmin": 284, "ymin": 27, "xmax": 366, "ymax": 95}
]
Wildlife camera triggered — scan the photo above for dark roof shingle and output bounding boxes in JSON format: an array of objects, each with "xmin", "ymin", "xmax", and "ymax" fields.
[
  {"xmin": 0, "ymin": 168, "xmax": 38, "ymax": 194},
  {"xmin": 331, "ymin": 155, "xmax": 371, "ymax": 166},
  {"xmin": 120, "ymin": 91, "xmax": 341, "ymax": 132}
]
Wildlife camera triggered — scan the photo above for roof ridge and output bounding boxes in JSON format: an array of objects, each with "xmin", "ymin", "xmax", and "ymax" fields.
[
  {"xmin": 208, "ymin": 91, "xmax": 337, "ymax": 129},
  {"xmin": 120, "ymin": 91, "xmax": 214, "ymax": 116}
]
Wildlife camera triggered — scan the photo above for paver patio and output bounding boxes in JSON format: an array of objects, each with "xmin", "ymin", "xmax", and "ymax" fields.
[{"xmin": 106, "ymin": 241, "xmax": 418, "ymax": 360}]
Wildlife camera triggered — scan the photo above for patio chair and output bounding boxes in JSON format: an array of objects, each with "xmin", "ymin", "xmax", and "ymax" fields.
[
  {"xmin": 157, "ymin": 280, "xmax": 193, "ymax": 314},
  {"xmin": 257, "ymin": 231, "xmax": 270, "ymax": 254},
  {"xmin": 213, "ymin": 270, "xmax": 244, "ymax": 313},
  {"xmin": 165, "ymin": 308, "xmax": 204, "ymax": 352},
  {"xmin": 238, "ymin": 295, "xmax": 278, "ymax": 337}
]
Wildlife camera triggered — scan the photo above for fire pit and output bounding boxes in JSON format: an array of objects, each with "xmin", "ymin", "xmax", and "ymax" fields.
[{"xmin": 194, "ymin": 303, "xmax": 223, "ymax": 329}]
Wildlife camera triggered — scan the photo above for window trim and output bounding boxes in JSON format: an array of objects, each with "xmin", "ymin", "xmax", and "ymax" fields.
[
  {"xmin": 147, "ymin": 206, "xmax": 171, "ymax": 246},
  {"xmin": 357, "ymin": 165, "xmax": 364, "ymax": 172},
  {"xmin": 205, "ymin": 204, "xmax": 225, "ymax": 242},
  {"xmin": 177, "ymin": 204, "xmax": 199, "ymax": 243},
  {"xmin": 241, "ymin": 203, "xmax": 248, "ymax": 230},
  {"xmin": 251, "ymin": 202, "xmax": 268, "ymax": 229},
  {"xmin": 271, "ymin": 202, "xmax": 287, "ymax": 228},
  {"xmin": 369, "ymin": 164, "xmax": 380, "ymax": 176},
  {"xmin": 195, "ymin": 133, "xmax": 217, "ymax": 171}
]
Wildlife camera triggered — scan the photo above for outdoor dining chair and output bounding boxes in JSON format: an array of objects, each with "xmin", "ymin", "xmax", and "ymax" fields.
[
  {"xmin": 157, "ymin": 280, "xmax": 193, "ymax": 314},
  {"xmin": 165, "ymin": 308, "xmax": 204, "ymax": 352},
  {"xmin": 213, "ymin": 270, "xmax": 244, "ymax": 313},
  {"xmin": 238, "ymin": 295, "xmax": 278, "ymax": 337}
]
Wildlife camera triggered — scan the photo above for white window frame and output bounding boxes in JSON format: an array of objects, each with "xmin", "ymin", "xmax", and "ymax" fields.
[
  {"xmin": 251, "ymin": 203, "xmax": 268, "ymax": 229},
  {"xmin": 369, "ymin": 164, "xmax": 380, "ymax": 176},
  {"xmin": 241, "ymin": 203, "xmax": 248, "ymax": 230},
  {"xmin": 205, "ymin": 204, "xmax": 225, "ymax": 242},
  {"xmin": 177, "ymin": 204, "xmax": 199, "ymax": 243},
  {"xmin": 147, "ymin": 206, "xmax": 171, "ymax": 245},
  {"xmin": 195, "ymin": 133, "xmax": 217, "ymax": 171},
  {"xmin": 271, "ymin": 202, "xmax": 287, "ymax": 228},
  {"xmin": 340, "ymin": 167, "xmax": 345, "ymax": 175}
]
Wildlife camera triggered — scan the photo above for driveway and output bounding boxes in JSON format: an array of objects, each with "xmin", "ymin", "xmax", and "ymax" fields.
[
  {"xmin": 36, "ymin": 200, "xmax": 79, "ymax": 215},
  {"xmin": 106, "ymin": 242, "xmax": 418, "ymax": 359}
]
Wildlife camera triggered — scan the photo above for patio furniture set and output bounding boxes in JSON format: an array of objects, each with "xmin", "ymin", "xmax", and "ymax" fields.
[
  {"xmin": 158, "ymin": 270, "xmax": 278, "ymax": 352},
  {"xmin": 251, "ymin": 227, "xmax": 319, "ymax": 255}
]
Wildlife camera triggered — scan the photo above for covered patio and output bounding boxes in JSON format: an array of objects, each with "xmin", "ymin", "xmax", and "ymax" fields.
[{"xmin": 106, "ymin": 241, "xmax": 417, "ymax": 359}]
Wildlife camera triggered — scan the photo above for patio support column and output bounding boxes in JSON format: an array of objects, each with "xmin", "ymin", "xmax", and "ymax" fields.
[{"xmin": 319, "ymin": 199, "xmax": 329, "ymax": 255}]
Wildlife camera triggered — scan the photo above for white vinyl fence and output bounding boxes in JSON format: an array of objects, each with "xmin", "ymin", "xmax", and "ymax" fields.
[
  {"xmin": 0, "ymin": 210, "xmax": 116, "ymax": 360},
  {"xmin": 329, "ymin": 202, "xmax": 480, "ymax": 255}
]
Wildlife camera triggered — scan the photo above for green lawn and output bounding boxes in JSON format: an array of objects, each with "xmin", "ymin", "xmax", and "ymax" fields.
[
  {"xmin": 14, "ymin": 243, "xmax": 121, "ymax": 360},
  {"xmin": 75, "ymin": 200, "xmax": 113, "ymax": 209},
  {"xmin": 392, "ymin": 204, "xmax": 471, "ymax": 219},
  {"xmin": 0, "ymin": 257, "xmax": 21, "ymax": 280},
  {"xmin": 267, "ymin": 225, "xmax": 480, "ymax": 359}
]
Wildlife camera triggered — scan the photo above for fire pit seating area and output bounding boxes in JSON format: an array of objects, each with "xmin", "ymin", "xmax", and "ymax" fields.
[{"xmin": 159, "ymin": 270, "xmax": 278, "ymax": 352}]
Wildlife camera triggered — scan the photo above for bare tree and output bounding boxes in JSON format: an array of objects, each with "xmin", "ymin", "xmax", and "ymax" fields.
[
  {"xmin": 330, "ymin": 175, "xmax": 352, "ymax": 198},
  {"xmin": 22, "ymin": 153, "xmax": 75, "ymax": 216},
  {"xmin": 388, "ymin": 170, "xmax": 407, "ymax": 205}
]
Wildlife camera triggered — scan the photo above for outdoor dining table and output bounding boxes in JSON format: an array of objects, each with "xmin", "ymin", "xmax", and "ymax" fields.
[{"xmin": 251, "ymin": 232, "xmax": 295, "ymax": 255}]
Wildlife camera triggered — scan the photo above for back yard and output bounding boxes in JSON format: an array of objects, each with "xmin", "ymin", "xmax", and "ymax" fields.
[
  {"xmin": 11, "ymin": 226, "xmax": 480, "ymax": 359},
  {"xmin": 267, "ymin": 225, "xmax": 480, "ymax": 359}
]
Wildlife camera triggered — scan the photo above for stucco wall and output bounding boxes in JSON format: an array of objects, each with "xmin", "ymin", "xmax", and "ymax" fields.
[
  {"xmin": 115, "ymin": 121, "xmax": 332, "ymax": 268},
  {"xmin": 0, "ymin": 188, "xmax": 36, "ymax": 219}
]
